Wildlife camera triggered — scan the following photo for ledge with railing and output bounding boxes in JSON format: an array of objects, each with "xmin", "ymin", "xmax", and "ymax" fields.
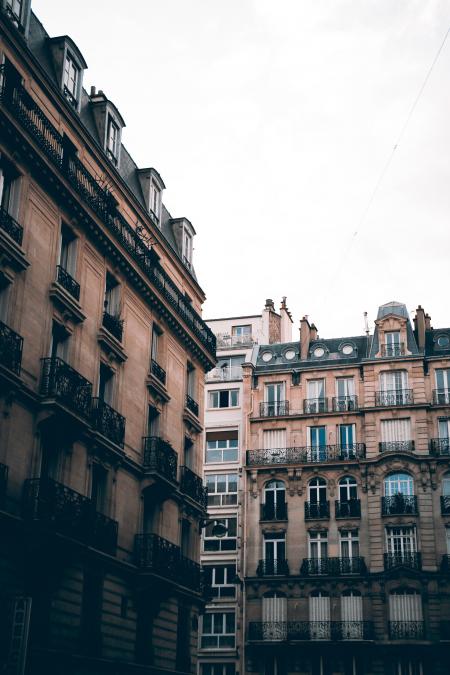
[
  {"xmin": 305, "ymin": 501, "xmax": 330, "ymax": 520},
  {"xmin": 374, "ymin": 389, "xmax": 414, "ymax": 407},
  {"xmin": 432, "ymin": 389, "xmax": 450, "ymax": 406},
  {"xmin": 384, "ymin": 552, "xmax": 421, "ymax": 571},
  {"xmin": 380, "ymin": 343, "xmax": 406, "ymax": 357},
  {"xmin": 0, "ymin": 205, "xmax": 23, "ymax": 245},
  {"xmin": 430, "ymin": 438, "xmax": 450, "ymax": 456},
  {"xmin": 248, "ymin": 621, "xmax": 374, "ymax": 642},
  {"xmin": 300, "ymin": 557, "xmax": 366, "ymax": 576},
  {"xmin": 259, "ymin": 400, "xmax": 289, "ymax": 417},
  {"xmin": 388, "ymin": 621, "xmax": 425, "ymax": 640},
  {"xmin": 0, "ymin": 320, "xmax": 23, "ymax": 375},
  {"xmin": 91, "ymin": 397, "xmax": 126, "ymax": 448},
  {"xmin": 256, "ymin": 559, "xmax": 289, "ymax": 577},
  {"xmin": 56, "ymin": 265, "xmax": 80, "ymax": 301},
  {"xmin": 303, "ymin": 397, "xmax": 328, "ymax": 414},
  {"xmin": 150, "ymin": 358, "xmax": 166, "ymax": 385},
  {"xmin": 185, "ymin": 394, "xmax": 199, "ymax": 417},
  {"xmin": 134, "ymin": 533, "xmax": 201, "ymax": 592},
  {"xmin": 379, "ymin": 440, "xmax": 415, "ymax": 454},
  {"xmin": 205, "ymin": 366, "xmax": 243, "ymax": 382},
  {"xmin": 142, "ymin": 436, "xmax": 178, "ymax": 484},
  {"xmin": 335, "ymin": 499, "xmax": 361, "ymax": 518},
  {"xmin": 216, "ymin": 333, "xmax": 255, "ymax": 349},
  {"xmin": 260, "ymin": 503, "xmax": 288, "ymax": 521},
  {"xmin": 40, "ymin": 357, "xmax": 92, "ymax": 418},
  {"xmin": 180, "ymin": 466, "xmax": 207, "ymax": 510},
  {"xmin": 332, "ymin": 395, "xmax": 358, "ymax": 412},
  {"xmin": 102, "ymin": 310, "xmax": 124, "ymax": 342},
  {"xmin": 381, "ymin": 495, "xmax": 418, "ymax": 516},
  {"xmin": 246, "ymin": 444, "xmax": 366, "ymax": 466}
]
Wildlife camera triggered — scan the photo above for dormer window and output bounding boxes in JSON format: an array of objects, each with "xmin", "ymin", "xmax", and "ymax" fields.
[
  {"xmin": 106, "ymin": 116, "xmax": 119, "ymax": 164},
  {"xmin": 136, "ymin": 168, "xmax": 165, "ymax": 225},
  {"xmin": 150, "ymin": 183, "xmax": 161, "ymax": 220},
  {"xmin": 63, "ymin": 53, "xmax": 79, "ymax": 107},
  {"xmin": 383, "ymin": 331, "xmax": 403, "ymax": 357},
  {"xmin": 5, "ymin": 0, "xmax": 22, "ymax": 24},
  {"xmin": 183, "ymin": 230, "xmax": 192, "ymax": 268},
  {"xmin": 48, "ymin": 36, "xmax": 87, "ymax": 112}
]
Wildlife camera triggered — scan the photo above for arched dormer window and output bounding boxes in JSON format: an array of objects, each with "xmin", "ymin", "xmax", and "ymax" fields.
[{"xmin": 262, "ymin": 480, "xmax": 286, "ymax": 521}]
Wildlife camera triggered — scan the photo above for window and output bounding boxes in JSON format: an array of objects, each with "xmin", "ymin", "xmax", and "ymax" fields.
[
  {"xmin": 262, "ymin": 593, "xmax": 287, "ymax": 641},
  {"xmin": 341, "ymin": 591, "xmax": 363, "ymax": 640},
  {"xmin": 50, "ymin": 321, "xmax": 70, "ymax": 362},
  {"xmin": 384, "ymin": 473, "xmax": 413, "ymax": 496},
  {"xmin": 263, "ymin": 480, "xmax": 286, "ymax": 519},
  {"xmin": 215, "ymin": 354, "xmax": 245, "ymax": 380},
  {"xmin": 98, "ymin": 362, "xmax": 114, "ymax": 405},
  {"xmin": 231, "ymin": 324, "xmax": 252, "ymax": 344},
  {"xmin": 151, "ymin": 324, "xmax": 160, "ymax": 363},
  {"xmin": 305, "ymin": 379, "xmax": 326, "ymax": 412},
  {"xmin": 446, "ymin": 527, "xmax": 450, "ymax": 554},
  {"xmin": 203, "ymin": 564, "xmax": 236, "ymax": 599},
  {"xmin": 386, "ymin": 527, "xmax": 417, "ymax": 559},
  {"xmin": 0, "ymin": 160, "xmax": 20, "ymax": 218},
  {"xmin": 339, "ymin": 476, "xmax": 358, "ymax": 502},
  {"xmin": 264, "ymin": 382, "xmax": 286, "ymax": 415},
  {"xmin": 206, "ymin": 473, "xmax": 238, "ymax": 506},
  {"xmin": 201, "ymin": 665, "xmax": 235, "ymax": 675},
  {"xmin": 150, "ymin": 181, "xmax": 161, "ymax": 219},
  {"xmin": 104, "ymin": 272, "xmax": 120, "ymax": 317},
  {"xmin": 91, "ymin": 463, "xmax": 108, "ymax": 514},
  {"xmin": 442, "ymin": 474, "xmax": 450, "ymax": 516},
  {"xmin": 203, "ymin": 516, "xmax": 237, "ymax": 552},
  {"xmin": 335, "ymin": 377, "xmax": 355, "ymax": 410},
  {"xmin": 264, "ymin": 531, "xmax": 286, "ymax": 572},
  {"xmin": 206, "ymin": 430, "xmax": 238, "ymax": 463},
  {"xmin": 340, "ymin": 529, "xmax": 359, "ymax": 559},
  {"xmin": 106, "ymin": 116, "xmax": 119, "ymax": 163},
  {"xmin": 339, "ymin": 424, "xmax": 355, "ymax": 455},
  {"xmin": 0, "ymin": 280, "xmax": 10, "ymax": 324},
  {"xmin": 439, "ymin": 418, "xmax": 450, "ymax": 440},
  {"xmin": 380, "ymin": 419, "xmax": 412, "ymax": 451},
  {"xmin": 392, "ymin": 660, "xmax": 423, "ymax": 675},
  {"xmin": 58, "ymin": 223, "xmax": 77, "ymax": 277},
  {"xmin": 63, "ymin": 52, "xmax": 79, "ymax": 104},
  {"xmin": 182, "ymin": 229, "xmax": 192, "ymax": 266},
  {"xmin": 379, "ymin": 371, "xmax": 409, "ymax": 404},
  {"xmin": 309, "ymin": 531, "xmax": 328, "ymax": 560},
  {"xmin": 5, "ymin": 0, "xmax": 23, "ymax": 26},
  {"xmin": 435, "ymin": 369, "xmax": 450, "ymax": 403},
  {"xmin": 187, "ymin": 362, "xmax": 196, "ymax": 399},
  {"xmin": 307, "ymin": 426, "xmax": 327, "ymax": 461},
  {"xmin": 384, "ymin": 331, "xmax": 402, "ymax": 356},
  {"xmin": 147, "ymin": 405, "xmax": 160, "ymax": 437},
  {"xmin": 208, "ymin": 389, "xmax": 239, "ymax": 409},
  {"xmin": 309, "ymin": 591, "xmax": 330, "ymax": 640},
  {"xmin": 201, "ymin": 612, "xmax": 235, "ymax": 649},
  {"xmin": 388, "ymin": 590, "xmax": 423, "ymax": 637}
]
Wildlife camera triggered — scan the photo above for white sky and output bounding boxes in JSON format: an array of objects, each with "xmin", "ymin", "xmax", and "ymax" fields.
[{"xmin": 33, "ymin": 0, "xmax": 450, "ymax": 339}]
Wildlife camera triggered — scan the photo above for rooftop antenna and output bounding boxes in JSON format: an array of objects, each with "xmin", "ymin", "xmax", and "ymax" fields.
[{"xmin": 364, "ymin": 311, "xmax": 370, "ymax": 337}]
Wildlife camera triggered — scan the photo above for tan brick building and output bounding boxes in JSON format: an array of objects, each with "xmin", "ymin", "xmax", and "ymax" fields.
[{"xmin": 0, "ymin": 2, "xmax": 215, "ymax": 673}]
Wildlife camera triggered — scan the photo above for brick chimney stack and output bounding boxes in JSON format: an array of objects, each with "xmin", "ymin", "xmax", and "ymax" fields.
[
  {"xmin": 310, "ymin": 323, "xmax": 318, "ymax": 341},
  {"xmin": 300, "ymin": 316, "xmax": 311, "ymax": 360},
  {"xmin": 262, "ymin": 299, "xmax": 281, "ymax": 344},
  {"xmin": 413, "ymin": 305, "xmax": 427, "ymax": 350},
  {"xmin": 280, "ymin": 297, "xmax": 293, "ymax": 343}
]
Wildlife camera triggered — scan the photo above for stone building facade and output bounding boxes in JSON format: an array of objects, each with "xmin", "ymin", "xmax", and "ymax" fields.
[{"xmin": 0, "ymin": 3, "xmax": 215, "ymax": 674}]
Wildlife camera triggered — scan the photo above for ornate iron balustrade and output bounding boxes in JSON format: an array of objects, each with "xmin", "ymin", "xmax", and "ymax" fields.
[
  {"xmin": 180, "ymin": 466, "xmax": 207, "ymax": 510},
  {"xmin": 216, "ymin": 332, "xmax": 255, "ymax": 348},
  {"xmin": 300, "ymin": 557, "xmax": 366, "ymax": 576},
  {"xmin": 332, "ymin": 395, "xmax": 358, "ymax": 412},
  {"xmin": 40, "ymin": 357, "xmax": 92, "ymax": 417},
  {"xmin": 381, "ymin": 495, "xmax": 418, "ymax": 516},
  {"xmin": 205, "ymin": 366, "xmax": 243, "ymax": 382},
  {"xmin": 380, "ymin": 343, "xmax": 405, "ymax": 357},
  {"xmin": 22, "ymin": 477, "xmax": 118, "ymax": 554},
  {"xmin": 0, "ymin": 205, "xmax": 23, "ymax": 245},
  {"xmin": 56, "ymin": 265, "xmax": 80, "ymax": 300},
  {"xmin": 256, "ymin": 559, "xmax": 289, "ymax": 576},
  {"xmin": 102, "ymin": 311, "xmax": 124, "ymax": 342},
  {"xmin": 388, "ymin": 621, "xmax": 425, "ymax": 640},
  {"xmin": 441, "ymin": 555, "xmax": 450, "ymax": 572},
  {"xmin": 303, "ymin": 398, "xmax": 328, "ymax": 414},
  {"xmin": 0, "ymin": 65, "xmax": 216, "ymax": 361},
  {"xmin": 375, "ymin": 389, "xmax": 414, "ymax": 406},
  {"xmin": 142, "ymin": 436, "xmax": 178, "ymax": 483},
  {"xmin": 259, "ymin": 401, "xmax": 289, "ymax": 417},
  {"xmin": 248, "ymin": 621, "xmax": 373, "ymax": 642},
  {"xmin": 384, "ymin": 552, "xmax": 421, "ymax": 571},
  {"xmin": 0, "ymin": 462, "xmax": 8, "ymax": 508},
  {"xmin": 335, "ymin": 499, "xmax": 361, "ymax": 518},
  {"xmin": 432, "ymin": 389, "xmax": 450, "ymax": 405},
  {"xmin": 379, "ymin": 441, "xmax": 415, "ymax": 454},
  {"xmin": 430, "ymin": 438, "xmax": 450, "ymax": 456},
  {"xmin": 150, "ymin": 358, "xmax": 166, "ymax": 385},
  {"xmin": 91, "ymin": 397, "xmax": 126, "ymax": 448},
  {"xmin": 305, "ymin": 501, "xmax": 330, "ymax": 520},
  {"xmin": 134, "ymin": 533, "xmax": 201, "ymax": 592},
  {"xmin": 185, "ymin": 394, "xmax": 199, "ymax": 417},
  {"xmin": 0, "ymin": 320, "xmax": 23, "ymax": 375},
  {"xmin": 260, "ymin": 503, "xmax": 288, "ymax": 521},
  {"xmin": 441, "ymin": 496, "xmax": 450, "ymax": 515},
  {"xmin": 246, "ymin": 444, "xmax": 366, "ymax": 466}
]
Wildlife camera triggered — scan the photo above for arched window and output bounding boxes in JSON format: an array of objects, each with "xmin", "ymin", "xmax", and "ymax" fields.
[
  {"xmin": 339, "ymin": 476, "xmax": 358, "ymax": 501},
  {"xmin": 309, "ymin": 477, "xmax": 327, "ymax": 504},
  {"xmin": 384, "ymin": 473, "xmax": 414, "ymax": 496},
  {"xmin": 264, "ymin": 479, "xmax": 286, "ymax": 507},
  {"xmin": 388, "ymin": 589, "xmax": 423, "ymax": 639}
]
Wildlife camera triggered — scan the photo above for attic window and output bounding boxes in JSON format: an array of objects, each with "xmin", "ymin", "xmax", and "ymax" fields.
[
  {"xmin": 437, "ymin": 335, "xmax": 450, "ymax": 349},
  {"xmin": 63, "ymin": 52, "xmax": 79, "ymax": 108},
  {"xmin": 313, "ymin": 346, "xmax": 325, "ymax": 358},
  {"xmin": 4, "ymin": 0, "xmax": 23, "ymax": 29},
  {"xmin": 150, "ymin": 183, "xmax": 161, "ymax": 220},
  {"xmin": 182, "ymin": 230, "xmax": 193, "ymax": 268},
  {"xmin": 106, "ymin": 116, "xmax": 119, "ymax": 164}
]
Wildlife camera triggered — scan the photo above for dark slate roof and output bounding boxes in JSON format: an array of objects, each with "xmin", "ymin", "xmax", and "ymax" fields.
[
  {"xmin": 424, "ymin": 328, "xmax": 450, "ymax": 357},
  {"xmin": 377, "ymin": 301, "xmax": 409, "ymax": 320}
]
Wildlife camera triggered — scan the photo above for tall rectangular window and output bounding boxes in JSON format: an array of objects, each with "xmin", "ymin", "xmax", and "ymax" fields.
[
  {"xmin": 63, "ymin": 52, "xmax": 79, "ymax": 102},
  {"xmin": 98, "ymin": 362, "xmax": 114, "ymax": 405},
  {"xmin": 435, "ymin": 369, "xmax": 450, "ymax": 404},
  {"xmin": 91, "ymin": 463, "xmax": 108, "ymax": 514},
  {"xmin": 206, "ymin": 473, "xmax": 238, "ymax": 506},
  {"xmin": 59, "ymin": 224, "xmax": 77, "ymax": 275},
  {"xmin": 264, "ymin": 382, "xmax": 286, "ymax": 415},
  {"xmin": 206, "ymin": 430, "xmax": 238, "ymax": 463},
  {"xmin": 203, "ymin": 516, "xmax": 237, "ymax": 552},
  {"xmin": 340, "ymin": 529, "xmax": 359, "ymax": 558},
  {"xmin": 305, "ymin": 379, "xmax": 326, "ymax": 413},
  {"xmin": 5, "ymin": 0, "xmax": 23, "ymax": 26},
  {"xmin": 384, "ymin": 331, "xmax": 401, "ymax": 356},
  {"xmin": 201, "ymin": 612, "xmax": 235, "ymax": 649},
  {"xmin": 309, "ymin": 531, "xmax": 328, "ymax": 559},
  {"xmin": 106, "ymin": 116, "xmax": 119, "ymax": 162},
  {"xmin": 307, "ymin": 426, "xmax": 327, "ymax": 461},
  {"xmin": 385, "ymin": 526, "xmax": 417, "ymax": 557},
  {"xmin": 0, "ymin": 161, "xmax": 20, "ymax": 218}
]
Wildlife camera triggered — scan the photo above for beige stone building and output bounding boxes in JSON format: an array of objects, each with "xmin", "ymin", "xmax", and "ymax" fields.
[{"xmin": 0, "ymin": 2, "xmax": 215, "ymax": 674}]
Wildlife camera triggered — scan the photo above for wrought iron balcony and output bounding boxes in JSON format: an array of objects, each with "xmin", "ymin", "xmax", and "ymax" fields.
[
  {"xmin": 0, "ymin": 320, "xmax": 23, "ymax": 375},
  {"xmin": 384, "ymin": 552, "xmax": 421, "ymax": 571},
  {"xmin": 388, "ymin": 621, "xmax": 425, "ymax": 640},
  {"xmin": 430, "ymin": 438, "xmax": 450, "ymax": 456},
  {"xmin": 379, "ymin": 441, "xmax": 415, "ymax": 454},
  {"xmin": 205, "ymin": 366, "xmax": 243, "ymax": 382},
  {"xmin": 303, "ymin": 398, "xmax": 328, "ymax": 414},
  {"xmin": 246, "ymin": 444, "xmax": 366, "ymax": 466},
  {"xmin": 0, "ymin": 462, "xmax": 8, "ymax": 508},
  {"xmin": 305, "ymin": 501, "xmax": 330, "ymax": 520},
  {"xmin": 260, "ymin": 502, "xmax": 288, "ymax": 521},
  {"xmin": 335, "ymin": 499, "xmax": 361, "ymax": 518},
  {"xmin": 40, "ymin": 357, "xmax": 92, "ymax": 418},
  {"xmin": 150, "ymin": 358, "xmax": 166, "ymax": 385},
  {"xmin": 259, "ymin": 400, "xmax": 289, "ymax": 417},
  {"xmin": 22, "ymin": 477, "xmax": 118, "ymax": 554},
  {"xmin": 332, "ymin": 395, "xmax": 358, "ymax": 412},
  {"xmin": 142, "ymin": 436, "xmax": 177, "ymax": 484},
  {"xmin": 441, "ymin": 496, "xmax": 450, "ymax": 515},
  {"xmin": 248, "ymin": 621, "xmax": 373, "ymax": 642},
  {"xmin": 102, "ymin": 311, "xmax": 124, "ymax": 342},
  {"xmin": 256, "ymin": 559, "xmax": 289, "ymax": 576},
  {"xmin": 374, "ymin": 389, "xmax": 414, "ymax": 407},
  {"xmin": 380, "ymin": 343, "xmax": 405, "ymax": 357},
  {"xmin": 56, "ymin": 265, "xmax": 80, "ymax": 300},
  {"xmin": 185, "ymin": 394, "xmax": 199, "ymax": 417},
  {"xmin": 216, "ymin": 332, "xmax": 255, "ymax": 348},
  {"xmin": 432, "ymin": 389, "xmax": 450, "ymax": 405},
  {"xmin": 91, "ymin": 398, "xmax": 126, "ymax": 448},
  {"xmin": 134, "ymin": 533, "xmax": 201, "ymax": 592},
  {"xmin": 180, "ymin": 466, "xmax": 207, "ymax": 510},
  {"xmin": 0, "ymin": 205, "xmax": 23, "ymax": 245},
  {"xmin": 300, "ymin": 557, "xmax": 366, "ymax": 576},
  {"xmin": 381, "ymin": 495, "xmax": 418, "ymax": 516}
]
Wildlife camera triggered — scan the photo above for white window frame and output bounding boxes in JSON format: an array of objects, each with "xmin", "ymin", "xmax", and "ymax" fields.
[
  {"xmin": 384, "ymin": 473, "xmax": 414, "ymax": 496},
  {"xmin": 63, "ymin": 52, "xmax": 79, "ymax": 99},
  {"xmin": 201, "ymin": 612, "xmax": 235, "ymax": 649},
  {"xmin": 208, "ymin": 389, "xmax": 239, "ymax": 409},
  {"xmin": 206, "ymin": 473, "xmax": 238, "ymax": 506},
  {"xmin": 385, "ymin": 526, "xmax": 417, "ymax": 555},
  {"xmin": 308, "ymin": 531, "xmax": 328, "ymax": 559},
  {"xmin": 204, "ymin": 563, "xmax": 236, "ymax": 600},
  {"xmin": 203, "ymin": 516, "xmax": 237, "ymax": 552},
  {"xmin": 205, "ymin": 434, "xmax": 238, "ymax": 463},
  {"xmin": 339, "ymin": 529, "xmax": 359, "ymax": 558},
  {"xmin": 106, "ymin": 116, "xmax": 119, "ymax": 162}
]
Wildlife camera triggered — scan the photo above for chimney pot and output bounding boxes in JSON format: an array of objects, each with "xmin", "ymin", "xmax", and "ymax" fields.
[{"xmin": 90, "ymin": 86, "xmax": 96, "ymax": 96}]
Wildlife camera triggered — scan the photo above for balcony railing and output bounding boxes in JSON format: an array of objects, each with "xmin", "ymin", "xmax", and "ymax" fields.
[
  {"xmin": 300, "ymin": 557, "xmax": 366, "ymax": 576},
  {"xmin": 102, "ymin": 311, "xmax": 124, "ymax": 342},
  {"xmin": 375, "ymin": 389, "xmax": 414, "ymax": 407},
  {"xmin": 142, "ymin": 436, "xmax": 178, "ymax": 484},
  {"xmin": 441, "ymin": 496, "xmax": 450, "ymax": 515},
  {"xmin": 0, "ymin": 64, "xmax": 216, "ymax": 361},
  {"xmin": 56, "ymin": 265, "xmax": 80, "ymax": 300},
  {"xmin": 0, "ymin": 320, "xmax": 23, "ymax": 375},
  {"xmin": 388, "ymin": 621, "xmax": 425, "ymax": 640},
  {"xmin": 381, "ymin": 495, "xmax": 418, "ymax": 516},
  {"xmin": 256, "ymin": 559, "xmax": 289, "ymax": 576},
  {"xmin": 150, "ymin": 358, "xmax": 166, "ymax": 385},
  {"xmin": 430, "ymin": 438, "xmax": 450, "ymax": 456},
  {"xmin": 384, "ymin": 552, "xmax": 421, "ymax": 571},
  {"xmin": 180, "ymin": 466, "xmax": 207, "ymax": 510},
  {"xmin": 0, "ymin": 205, "xmax": 23, "ymax": 245},
  {"xmin": 303, "ymin": 398, "xmax": 328, "ymax": 414},
  {"xmin": 134, "ymin": 533, "xmax": 201, "ymax": 592},
  {"xmin": 332, "ymin": 395, "xmax": 358, "ymax": 412},
  {"xmin": 246, "ymin": 443, "xmax": 366, "ymax": 466},
  {"xmin": 248, "ymin": 621, "xmax": 373, "ymax": 642},
  {"xmin": 260, "ymin": 503, "xmax": 288, "ymax": 521},
  {"xmin": 91, "ymin": 397, "xmax": 126, "ymax": 448},
  {"xmin": 40, "ymin": 357, "xmax": 92, "ymax": 418},
  {"xmin": 22, "ymin": 477, "xmax": 118, "ymax": 554},
  {"xmin": 380, "ymin": 343, "xmax": 405, "ymax": 357},
  {"xmin": 379, "ymin": 440, "xmax": 415, "ymax": 454},
  {"xmin": 216, "ymin": 333, "xmax": 255, "ymax": 348},
  {"xmin": 0, "ymin": 462, "xmax": 8, "ymax": 508},
  {"xmin": 335, "ymin": 499, "xmax": 361, "ymax": 518},
  {"xmin": 259, "ymin": 401, "xmax": 289, "ymax": 417},
  {"xmin": 432, "ymin": 389, "xmax": 450, "ymax": 405},
  {"xmin": 205, "ymin": 366, "xmax": 243, "ymax": 382},
  {"xmin": 305, "ymin": 501, "xmax": 330, "ymax": 520}
]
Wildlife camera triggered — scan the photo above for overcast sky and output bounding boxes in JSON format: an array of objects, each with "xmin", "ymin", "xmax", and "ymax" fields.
[{"xmin": 33, "ymin": 0, "xmax": 450, "ymax": 339}]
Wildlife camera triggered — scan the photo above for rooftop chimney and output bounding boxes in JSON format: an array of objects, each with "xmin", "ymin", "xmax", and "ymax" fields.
[
  {"xmin": 413, "ymin": 305, "xmax": 426, "ymax": 350},
  {"xmin": 280, "ymin": 297, "xmax": 293, "ymax": 342},
  {"xmin": 262, "ymin": 299, "xmax": 281, "ymax": 344},
  {"xmin": 300, "ymin": 316, "xmax": 311, "ymax": 360},
  {"xmin": 310, "ymin": 323, "xmax": 318, "ymax": 341}
]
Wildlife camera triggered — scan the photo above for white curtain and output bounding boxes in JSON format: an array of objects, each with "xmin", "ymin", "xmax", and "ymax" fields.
[
  {"xmin": 381, "ymin": 419, "xmax": 411, "ymax": 442},
  {"xmin": 309, "ymin": 595, "xmax": 330, "ymax": 639},
  {"xmin": 263, "ymin": 429, "xmax": 287, "ymax": 450},
  {"xmin": 389, "ymin": 593, "xmax": 422, "ymax": 621},
  {"xmin": 262, "ymin": 596, "xmax": 287, "ymax": 641},
  {"xmin": 341, "ymin": 594, "xmax": 363, "ymax": 638}
]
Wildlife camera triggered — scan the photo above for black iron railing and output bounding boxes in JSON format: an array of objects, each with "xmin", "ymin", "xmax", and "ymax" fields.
[
  {"xmin": 260, "ymin": 503, "xmax": 288, "ymax": 521},
  {"xmin": 22, "ymin": 477, "xmax": 118, "ymax": 554},
  {"xmin": 246, "ymin": 443, "xmax": 366, "ymax": 466},
  {"xmin": 440, "ymin": 496, "xmax": 450, "ymax": 515},
  {"xmin": 332, "ymin": 395, "xmax": 358, "ymax": 412},
  {"xmin": 0, "ymin": 320, "xmax": 23, "ymax": 375},
  {"xmin": 150, "ymin": 359, "xmax": 166, "ymax": 385},
  {"xmin": 56, "ymin": 265, "xmax": 80, "ymax": 300},
  {"xmin": 380, "ymin": 343, "xmax": 405, "ymax": 357},
  {"xmin": 381, "ymin": 495, "xmax": 418, "ymax": 516},
  {"xmin": 40, "ymin": 357, "xmax": 92, "ymax": 418},
  {"xmin": 102, "ymin": 311, "xmax": 124, "ymax": 342},
  {"xmin": 259, "ymin": 401, "xmax": 289, "ymax": 417},
  {"xmin": 256, "ymin": 559, "xmax": 289, "ymax": 576},
  {"xmin": 379, "ymin": 441, "xmax": 415, "ymax": 454},
  {"xmin": 430, "ymin": 438, "xmax": 450, "ymax": 456},
  {"xmin": 305, "ymin": 501, "xmax": 330, "ymax": 520},
  {"xmin": 185, "ymin": 394, "xmax": 199, "ymax": 417},
  {"xmin": 388, "ymin": 621, "xmax": 425, "ymax": 640},
  {"xmin": 0, "ymin": 462, "xmax": 8, "ymax": 508},
  {"xmin": 142, "ymin": 436, "xmax": 177, "ymax": 483},
  {"xmin": 432, "ymin": 389, "xmax": 450, "ymax": 405},
  {"xmin": 0, "ymin": 205, "xmax": 23, "ymax": 245},
  {"xmin": 0, "ymin": 65, "xmax": 216, "ymax": 361},
  {"xmin": 91, "ymin": 397, "xmax": 126, "ymax": 448},
  {"xmin": 375, "ymin": 389, "xmax": 414, "ymax": 406},
  {"xmin": 303, "ymin": 398, "xmax": 328, "ymax": 414},
  {"xmin": 248, "ymin": 621, "xmax": 373, "ymax": 641},
  {"xmin": 384, "ymin": 552, "xmax": 421, "ymax": 571},
  {"xmin": 134, "ymin": 533, "xmax": 201, "ymax": 592},
  {"xmin": 335, "ymin": 499, "xmax": 361, "ymax": 518},
  {"xmin": 300, "ymin": 557, "xmax": 366, "ymax": 576},
  {"xmin": 180, "ymin": 466, "xmax": 207, "ymax": 510}
]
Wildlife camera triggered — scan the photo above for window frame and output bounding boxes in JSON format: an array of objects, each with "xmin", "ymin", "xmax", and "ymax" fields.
[
  {"xmin": 206, "ymin": 473, "xmax": 238, "ymax": 507},
  {"xmin": 208, "ymin": 389, "xmax": 239, "ymax": 409},
  {"xmin": 203, "ymin": 563, "xmax": 237, "ymax": 600},
  {"xmin": 203, "ymin": 516, "xmax": 237, "ymax": 552},
  {"xmin": 205, "ymin": 432, "xmax": 239, "ymax": 464},
  {"xmin": 200, "ymin": 611, "xmax": 235, "ymax": 650}
]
